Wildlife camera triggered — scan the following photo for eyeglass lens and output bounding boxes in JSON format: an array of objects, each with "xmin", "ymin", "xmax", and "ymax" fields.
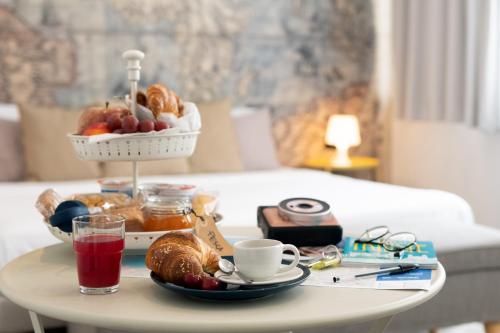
[
  {"xmin": 383, "ymin": 232, "xmax": 416, "ymax": 251},
  {"xmin": 359, "ymin": 226, "xmax": 390, "ymax": 242}
]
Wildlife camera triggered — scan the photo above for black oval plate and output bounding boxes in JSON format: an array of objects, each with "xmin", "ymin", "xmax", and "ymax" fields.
[{"xmin": 150, "ymin": 259, "xmax": 311, "ymax": 301}]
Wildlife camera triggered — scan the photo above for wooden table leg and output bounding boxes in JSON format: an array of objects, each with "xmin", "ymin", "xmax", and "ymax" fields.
[
  {"xmin": 485, "ymin": 322, "xmax": 500, "ymax": 333},
  {"xmin": 29, "ymin": 311, "xmax": 45, "ymax": 333},
  {"xmin": 368, "ymin": 316, "xmax": 393, "ymax": 333}
]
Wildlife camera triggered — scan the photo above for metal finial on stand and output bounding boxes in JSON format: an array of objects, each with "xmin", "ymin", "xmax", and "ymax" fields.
[{"xmin": 122, "ymin": 49, "xmax": 145, "ymax": 197}]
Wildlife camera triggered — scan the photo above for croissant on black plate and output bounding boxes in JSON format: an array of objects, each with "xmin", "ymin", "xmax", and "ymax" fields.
[{"xmin": 145, "ymin": 231, "xmax": 220, "ymax": 285}]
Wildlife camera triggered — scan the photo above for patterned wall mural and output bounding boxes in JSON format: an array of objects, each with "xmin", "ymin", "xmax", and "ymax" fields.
[{"xmin": 0, "ymin": 0, "xmax": 378, "ymax": 167}]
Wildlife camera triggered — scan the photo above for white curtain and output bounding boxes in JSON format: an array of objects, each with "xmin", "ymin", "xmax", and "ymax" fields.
[{"xmin": 392, "ymin": 0, "xmax": 500, "ymax": 131}]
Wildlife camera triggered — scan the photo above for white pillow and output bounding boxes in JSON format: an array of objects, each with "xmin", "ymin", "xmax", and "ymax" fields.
[
  {"xmin": 0, "ymin": 104, "xmax": 24, "ymax": 181},
  {"xmin": 0, "ymin": 103, "xmax": 19, "ymax": 121},
  {"xmin": 231, "ymin": 106, "xmax": 280, "ymax": 170}
]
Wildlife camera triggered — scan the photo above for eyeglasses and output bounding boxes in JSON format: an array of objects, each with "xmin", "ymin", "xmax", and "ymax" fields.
[{"xmin": 356, "ymin": 226, "xmax": 417, "ymax": 255}]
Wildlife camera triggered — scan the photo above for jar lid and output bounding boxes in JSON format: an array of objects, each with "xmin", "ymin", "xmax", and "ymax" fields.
[
  {"xmin": 146, "ymin": 197, "xmax": 192, "ymax": 215},
  {"xmin": 139, "ymin": 183, "xmax": 197, "ymax": 199}
]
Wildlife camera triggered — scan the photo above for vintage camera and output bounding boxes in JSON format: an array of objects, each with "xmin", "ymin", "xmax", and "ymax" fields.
[
  {"xmin": 258, "ymin": 198, "xmax": 343, "ymax": 246},
  {"xmin": 277, "ymin": 198, "xmax": 332, "ymax": 225}
]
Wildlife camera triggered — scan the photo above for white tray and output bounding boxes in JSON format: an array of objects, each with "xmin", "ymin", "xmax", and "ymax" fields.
[
  {"xmin": 68, "ymin": 131, "xmax": 200, "ymax": 161},
  {"xmin": 43, "ymin": 214, "xmax": 222, "ymax": 251},
  {"xmin": 44, "ymin": 220, "xmax": 166, "ymax": 251}
]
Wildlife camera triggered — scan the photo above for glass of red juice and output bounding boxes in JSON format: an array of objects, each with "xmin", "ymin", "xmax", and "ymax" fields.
[{"xmin": 72, "ymin": 215, "xmax": 125, "ymax": 295}]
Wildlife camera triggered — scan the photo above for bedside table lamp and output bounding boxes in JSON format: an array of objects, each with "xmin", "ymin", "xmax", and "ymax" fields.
[{"xmin": 325, "ymin": 115, "xmax": 361, "ymax": 166}]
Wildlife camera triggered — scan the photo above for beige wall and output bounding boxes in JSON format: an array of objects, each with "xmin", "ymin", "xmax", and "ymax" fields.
[{"xmin": 390, "ymin": 120, "xmax": 500, "ymax": 228}]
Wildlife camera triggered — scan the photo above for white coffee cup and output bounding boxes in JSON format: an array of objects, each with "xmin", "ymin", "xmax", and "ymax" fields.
[{"xmin": 233, "ymin": 239, "xmax": 301, "ymax": 281}]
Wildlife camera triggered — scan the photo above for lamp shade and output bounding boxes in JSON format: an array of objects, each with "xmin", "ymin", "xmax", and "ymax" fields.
[{"xmin": 325, "ymin": 115, "xmax": 361, "ymax": 148}]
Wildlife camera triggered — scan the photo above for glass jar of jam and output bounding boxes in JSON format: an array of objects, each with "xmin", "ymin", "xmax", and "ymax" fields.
[{"xmin": 142, "ymin": 198, "xmax": 193, "ymax": 232}]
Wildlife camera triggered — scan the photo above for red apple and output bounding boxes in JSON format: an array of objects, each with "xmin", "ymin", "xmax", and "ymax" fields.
[
  {"xmin": 104, "ymin": 107, "xmax": 130, "ymax": 121},
  {"xmin": 82, "ymin": 122, "xmax": 111, "ymax": 136},
  {"xmin": 77, "ymin": 106, "xmax": 130, "ymax": 135}
]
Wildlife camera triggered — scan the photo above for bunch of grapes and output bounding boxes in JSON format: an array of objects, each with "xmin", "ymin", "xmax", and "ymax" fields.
[{"xmin": 107, "ymin": 114, "xmax": 169, "ymax": 134}]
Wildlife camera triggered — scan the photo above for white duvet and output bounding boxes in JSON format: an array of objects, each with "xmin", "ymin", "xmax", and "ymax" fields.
[{"xmin": 0, "ymin": 168, "xmax": 474, "ymax": 269}]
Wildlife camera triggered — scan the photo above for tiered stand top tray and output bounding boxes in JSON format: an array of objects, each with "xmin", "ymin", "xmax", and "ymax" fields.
[{"xmin": 69, "ymin": 131, "xmax": 199, "ymax": 161}]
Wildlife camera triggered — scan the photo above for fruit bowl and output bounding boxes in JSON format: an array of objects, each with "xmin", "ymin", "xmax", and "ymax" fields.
[{"xmin": 68, "ymin": 130, "xmax": 200, "ymax": 161}]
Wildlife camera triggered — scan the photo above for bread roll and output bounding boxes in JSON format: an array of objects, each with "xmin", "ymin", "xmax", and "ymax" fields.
[{"xmin": 136, "ymin": 91, "xmax": 148, "ymax": 107}]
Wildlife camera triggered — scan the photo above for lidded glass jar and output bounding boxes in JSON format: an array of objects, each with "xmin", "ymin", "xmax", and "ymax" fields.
[{"xmin": 139, "ymin": 183, "xmax": 196, "ymax": 232}]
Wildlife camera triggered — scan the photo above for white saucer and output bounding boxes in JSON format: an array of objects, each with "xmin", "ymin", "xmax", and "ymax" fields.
[{"xmin": 215, "ymin": 266, "xmax": 304, "ymax": 286}]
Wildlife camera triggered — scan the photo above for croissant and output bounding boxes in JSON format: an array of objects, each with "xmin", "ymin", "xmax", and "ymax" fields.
[
  {"xmin": 145, "ymin": 231, "xmax": 220, "ymax": 284},
  {"xmin": 147, "ymin": 84, "xmax": 179, "ymax": 118},
  {"xmin": 174, "ymin": 92, "xmax": 184, "ymax": 117}
]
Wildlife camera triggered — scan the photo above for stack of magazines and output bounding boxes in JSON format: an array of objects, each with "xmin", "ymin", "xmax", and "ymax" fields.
[{"xmin": 341, "ymin": 237, "xmax": 438, "ymax": 269}]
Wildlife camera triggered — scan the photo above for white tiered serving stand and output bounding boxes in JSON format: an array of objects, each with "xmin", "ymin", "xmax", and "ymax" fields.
[{"xmin": 46, "ymin": 50, "xmax": 202, "ymax": 250}]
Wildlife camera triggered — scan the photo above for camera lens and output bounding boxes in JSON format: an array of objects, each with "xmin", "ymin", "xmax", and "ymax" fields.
[{"xmin": 297, "ymin": 203, "xmax": 313, "ymax": 209}]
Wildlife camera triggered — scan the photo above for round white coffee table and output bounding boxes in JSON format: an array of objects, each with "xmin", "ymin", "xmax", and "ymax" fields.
[{"xmin": 0, "ymin": 228, "xmax": 445, "ymax": 333}]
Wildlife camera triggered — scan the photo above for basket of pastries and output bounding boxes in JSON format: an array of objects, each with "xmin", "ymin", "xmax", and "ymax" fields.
[{"xmin": 35, "ymin": 183, "xmax": 220, "ymax": 250}]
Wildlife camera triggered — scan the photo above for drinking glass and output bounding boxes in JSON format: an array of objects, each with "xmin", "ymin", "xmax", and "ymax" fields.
[{"xmin": 72, "ymin": 215, "xmax": 125, "ymax": 295}]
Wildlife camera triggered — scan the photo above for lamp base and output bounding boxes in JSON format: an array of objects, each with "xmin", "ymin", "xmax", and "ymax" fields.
[{"xmin": 331, "ymin": 147, "xmax": 352, "ymax": 167}]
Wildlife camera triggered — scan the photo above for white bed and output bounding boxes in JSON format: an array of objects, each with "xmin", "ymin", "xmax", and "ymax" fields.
[{"xmin": 0, "ymin": 168, "xmax": 474, "ymax": 270}]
